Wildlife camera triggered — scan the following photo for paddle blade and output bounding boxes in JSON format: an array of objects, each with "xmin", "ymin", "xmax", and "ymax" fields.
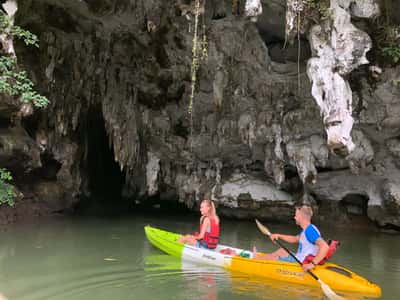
[
  {"xmin": 318, "ymin": 279, "xmax": 345, "ymax": 300},
  {"xmin": 255, "ymin": 219, "xmax": 272, "ymax": 236}
]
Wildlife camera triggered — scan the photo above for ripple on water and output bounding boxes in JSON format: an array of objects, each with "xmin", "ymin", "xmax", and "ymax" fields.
[{"xmin": 9, "ymin": 264, "xmax": 146, "ymax": 300}]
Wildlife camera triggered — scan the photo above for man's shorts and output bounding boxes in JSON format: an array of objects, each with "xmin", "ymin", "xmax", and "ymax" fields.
[{"xmin": 278, "ymin": 255, "xmax": 297, "ymax": 263}]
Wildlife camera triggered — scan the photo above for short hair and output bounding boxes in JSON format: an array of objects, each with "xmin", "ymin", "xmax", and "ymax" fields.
[{"xmin": 296, "ymin": 205, "xmax": 313, "ymax": 220}]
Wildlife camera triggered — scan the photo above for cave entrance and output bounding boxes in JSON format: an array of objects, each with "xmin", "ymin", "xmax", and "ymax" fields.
[
  {"xmin": 340, "ymin": 193, "xmax": 369, "ymax": 216},
  {"xmin": 80, "ymin": 107, "xmax": 126, "ymax": 213}
]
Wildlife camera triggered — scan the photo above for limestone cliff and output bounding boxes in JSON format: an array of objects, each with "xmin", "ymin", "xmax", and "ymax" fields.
[{"xmin": 0, "ymin": 0, "xmax": 399, "ymax": 229}]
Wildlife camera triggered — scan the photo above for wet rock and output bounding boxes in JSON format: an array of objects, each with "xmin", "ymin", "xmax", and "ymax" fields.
[
  {"xmin": 386, "ymin": 137, "xmax": 400, "ymax": 162},
  {"xmin": 369, "ymin": 180, "xmax": 400, "ymax": 228},
  {"xmin": 268, "ymin": 40, "xmax": 311, "ymax": 63},
  {"xmin": 256, "ymin": 0, "xmax": 286, "ymax": 43},
  {"xmin": 350, "ymin": 0, "xmax": 380, "ymax": 18},
  {"xmin": 211, "ymin": 172, "xmax": 294, "ymax": 219},
  {"xmin": 310, "ymin": 170, "xmax": 386, "ymax": 224},
  {"xmin": 346, "ymin": 130, "xmax": 374, "ymax": 173},
  {"xmin": 0, "ymin": 94, "xmax": 18, "ymax": 124},
  {"xmin": 0, "ymin": 126, "xmax": 42, "ymax": 172}
]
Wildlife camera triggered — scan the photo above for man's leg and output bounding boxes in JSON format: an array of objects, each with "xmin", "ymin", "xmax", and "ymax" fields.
[{"xmin": 253, "ymin": 246, "xmax": 289, "ymax": 260}]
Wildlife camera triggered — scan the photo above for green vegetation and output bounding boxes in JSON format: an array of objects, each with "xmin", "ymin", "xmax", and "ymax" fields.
[
  {"xmin": 374, "ymin": 19, "xmax": 400, "ymax": 65},
  {"xmin": 0, "ymin": 14, "xmax": 39, "ymax": 46},
  {"xmin": 0, "ymin": 14, "xmax": 49, "ymax": 107},
  {"xmin": 0, "ymin": 56, "xmax": 49, "ymax": 107},
  {"xmin": 371, "ymin": 1, "xmax": 400, "ymax": 66},
  {"xmin": 0, "ymin": 13, "xmax": 50, "ymax": 206},
  {"xmin": 0, "ymin": 168, "xmax": 16, "ymax": 206},
  {"xmin": 382, "ymin": 45, "xmax": 400, "ymax": 64},
  {"xmin": 306, "ymin": 0, "xmax": 332, "ymax": 21}
]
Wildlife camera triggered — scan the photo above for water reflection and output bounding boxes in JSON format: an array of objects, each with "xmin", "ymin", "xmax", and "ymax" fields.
[
  {"xmin": 144, "ymin": 254, "xmax": 220, "ymax": 300},
  {"xmin": 145, "ymin": 249, "xmax": 384, "ymax": 300},
  {"xmin": 144, "ymin": 252, "xmax": 327, "ymax": 300},
  {"xmin": 181, "ymin": 261, "xmax": 218, "ymax": 300},
  {"xmin": 230, "ymin": 274, "xmax": 323, "ymax": 300}
]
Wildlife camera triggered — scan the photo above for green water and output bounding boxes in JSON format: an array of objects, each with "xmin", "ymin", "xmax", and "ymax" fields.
[{"xmin": 0, "ymin": 214, "xmax": 398, "ymax": 300}]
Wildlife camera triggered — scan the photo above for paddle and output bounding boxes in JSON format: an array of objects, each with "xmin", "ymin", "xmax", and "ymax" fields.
[{"xmin": 255, "ymin": 219, "xmax": 344, "ymax": 300}]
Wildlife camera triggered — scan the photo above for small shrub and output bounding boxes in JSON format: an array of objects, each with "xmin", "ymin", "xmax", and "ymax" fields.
[
  {"xmin": 0, "ymin": 56, "xmax": 50, "ymax": 107},
  {"xmin": 0, "ymin": 14, "xmax": 49, "ymax": 107},
  {"xmin": 0, "ymin": 168, "xmax": 16, "ymax": 206},
  {"xmin": 382, "ymin": 45, "xmax": 400, "ymax": 64}
]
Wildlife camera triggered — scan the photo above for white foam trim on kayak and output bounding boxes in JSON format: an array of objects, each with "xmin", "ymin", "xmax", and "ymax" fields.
[{"xmin": 182, "ymin": 244, "xmax": 236, "ymax": 267}]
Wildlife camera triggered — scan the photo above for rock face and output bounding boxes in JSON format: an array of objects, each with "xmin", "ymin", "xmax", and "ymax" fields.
[
  {"xmin": 211, "ymin": 172, "xmax": 294, "ymax": 220},
  {"xmin": 0, "ymin": 0, "xmax": 399, "ymax": 229},
  {"xmin": 306, "ymin": 0, "xmax": 376, "ymax": 155}
]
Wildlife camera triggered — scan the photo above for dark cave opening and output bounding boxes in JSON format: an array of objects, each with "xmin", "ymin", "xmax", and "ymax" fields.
[
  {"xmin": 279, "ymin": 165, "xmax": 303, "ymax": 196},
  {"xmin": 77, "ymin": 107, "xmax": 126, "ymax": 214},
  {"xmin": 256, "ymin": 25, "xmax": 311, "ymax": 64},
  {"xmin": 339, "ymin": 193, "xmax": 369, "ymax": 216},
  {"xmin": 0, "ymin": 115, "xmax": 12, "ymax": 127},
  {"xmin": 30, "ymin": 152, "xmax": 62, "ymax": 181}
]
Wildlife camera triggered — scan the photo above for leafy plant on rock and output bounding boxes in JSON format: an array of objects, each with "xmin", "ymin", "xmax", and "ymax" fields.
[
  {"xmin": 0, "ymin": 12, "xmax": 49, "ymax": 206},
  {"xmin": 0, "ymin": 168, "xmax": 16, "ymax": 206},
  {"xmin": 0, "ymin": 14, "xmax": 49, "ymax": 108}
]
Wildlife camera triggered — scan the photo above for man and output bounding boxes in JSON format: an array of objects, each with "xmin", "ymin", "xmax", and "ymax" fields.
[{"xmin": 253, "ymin": 205, "xmax": 329, "ymax": 272}]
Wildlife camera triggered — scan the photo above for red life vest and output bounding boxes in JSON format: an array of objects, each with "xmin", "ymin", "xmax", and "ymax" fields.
[
  {"xmin": 303, "ymin": 239, "xmax": 340, "ymax": 265},
  {"xmin": 200, "ymin": 217, "xmax": 220, "ymax": 249}
]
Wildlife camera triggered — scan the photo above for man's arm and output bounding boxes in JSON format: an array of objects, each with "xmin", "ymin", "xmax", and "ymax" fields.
[
  {"xmin": 270, "ymin": 233, "xmax": 300, "ymax": 244},
  {"xmin": 312, "ymin": 238, "xmax": 329, "ymax": 264},
  {"xmin": 302, "ymin": 238, "xmax": 329, "ymax": 271}
]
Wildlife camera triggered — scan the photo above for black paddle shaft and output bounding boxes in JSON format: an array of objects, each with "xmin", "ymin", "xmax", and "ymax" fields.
[{"xmin": 274, "ymin": 239, "xmax": 319, "ymax": 281}]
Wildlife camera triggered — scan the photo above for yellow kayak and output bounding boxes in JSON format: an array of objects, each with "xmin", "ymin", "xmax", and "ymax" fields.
[{"xmin": 145, "ymin": 225, "xmax": 382, "ymax": 298}]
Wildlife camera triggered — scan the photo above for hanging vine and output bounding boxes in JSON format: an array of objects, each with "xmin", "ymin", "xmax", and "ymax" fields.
[
  {"xmin": 188, "ymin": 0, "xmax": 207, "ymax": 150},
  {"xmin": 284, "ymin": 0, "xmax": 332, "ymax": 91}
]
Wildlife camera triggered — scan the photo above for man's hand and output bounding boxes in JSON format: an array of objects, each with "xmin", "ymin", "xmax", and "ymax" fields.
[
  {"xmin": 269, "ymin": 234, "xmax": 280, "ymax": 242},
  {"xmin": 302, "ymin": 262, "xmax": 315, "ymax": 272}
]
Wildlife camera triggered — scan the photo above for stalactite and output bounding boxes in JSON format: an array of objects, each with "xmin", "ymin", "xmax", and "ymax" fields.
[
  {"xmin": 306, "ymin": 0, "xmax": 377, "ymax": 154},
  {"xmin": 146, "ymin": 151, "xmax": 160, "ymax": 196},
  {"xmin": 244, "ymin": 0, "xmax": 262, "ymax": 22},
  {"xmin": 0, "ymin": 0, "xmax": 17, "ymax": 57},
  {"xmin": 285, "ymin": 0, "xmax": 379, "ymax": 155}
]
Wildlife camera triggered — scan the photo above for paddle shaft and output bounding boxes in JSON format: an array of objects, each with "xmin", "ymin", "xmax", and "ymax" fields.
[{"xmin": 273, "ymin": 238, "xmax": 319, "ymax": 281}]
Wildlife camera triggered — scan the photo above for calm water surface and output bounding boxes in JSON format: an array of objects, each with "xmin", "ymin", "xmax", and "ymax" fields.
[{"xmin": 0, "ymin": 213, "xmax": 398, "ymax": 300}]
